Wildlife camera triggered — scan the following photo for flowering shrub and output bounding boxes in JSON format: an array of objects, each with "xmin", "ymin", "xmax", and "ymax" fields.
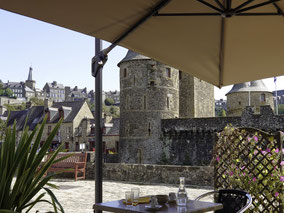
[{"xmin": 215, "ymin": 126, "xmax": 284, "ymax": 212}]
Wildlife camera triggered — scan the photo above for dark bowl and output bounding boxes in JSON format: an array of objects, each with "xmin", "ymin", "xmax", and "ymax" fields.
[{"xmin": 156, "ymin": 195, "xmax": 169, "ymax": 205}]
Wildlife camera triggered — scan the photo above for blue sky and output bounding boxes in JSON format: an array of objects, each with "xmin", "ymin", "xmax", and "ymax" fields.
[{"xmin": 0, "ymin": 9, "xmax": 283, "ymax": 100}]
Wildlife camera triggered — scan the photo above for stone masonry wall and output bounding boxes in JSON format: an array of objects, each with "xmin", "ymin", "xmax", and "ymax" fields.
[
  {"xmin": 179, "ymin": 73, "xmax": 214, "ymax": 118},
  {"xmin": 193, "ymin": 78, "xmax": 215, "ymax": 117},
  {"xmin": 85, "ymin": 163, "xmax": 213, "ymax": 187},
  {"xmin": 161, "ymin": 106, "xmax": 284, "ymax": 166},
  {"xmin": 119, "ymin": 59, "xmax": 179, "ymax": 164},
  {"xmin": 227, "ymin": 91, "xmax": 274, "ymax": 116}
]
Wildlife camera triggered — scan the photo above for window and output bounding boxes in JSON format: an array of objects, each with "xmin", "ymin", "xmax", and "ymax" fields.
[
  {"xmin": 167, "ymin": 97, "xmax": 170, "ymax": 109},
  {"xmin": 65, "ymin": 142, "xmax": 69, "ymax": 151},
  {"xmin": 90, "ymin": 126, "xmax": 95, "ymax": 135},
  {"xmin": 239, "ymin": 101, "xmax": 241, "ymax": 105},
  {"xmin": 133, "ymin": 75, "xmax": 136, "ymax": 86},
  {"xmin": 166, "ymin": 67, "xmax": 171, "ymax": 78},
  {"xmin": 115, "ymin": 141, "xmax": 119, "ymax": 152},
  {"xmin": 179, "ymin": 71, "xmax": 182, "ymax": 80},
  {"xmin": 143, "ymin": 96, "xmax": 147, "ymax": 110},
  {"xmin": 123, "ymin": 68, "xmax": 128, "ymax": 78},
  {"xmin": 260, "ymin": 93, "xmax": 266, "ymax": 102},
  {"xmin": 148, "ymin": 122, "xmax": 151, "ymax": 136}
]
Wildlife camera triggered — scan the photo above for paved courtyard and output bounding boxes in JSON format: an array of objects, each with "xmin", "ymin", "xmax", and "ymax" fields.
[{"xmin": 33, "ymin": 179, "xmax": 212, "ymax": 213}]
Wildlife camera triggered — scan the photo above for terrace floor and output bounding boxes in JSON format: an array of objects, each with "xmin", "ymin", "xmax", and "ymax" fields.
[{"xmin": 33, "ymin": 179, "xmax": 212, "ymax": 213}]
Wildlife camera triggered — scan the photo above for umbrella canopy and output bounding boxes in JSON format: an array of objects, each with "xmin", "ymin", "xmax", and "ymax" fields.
[{"xmin": 1, "ymin": 0, "xmax": 284, "ymax": 87}]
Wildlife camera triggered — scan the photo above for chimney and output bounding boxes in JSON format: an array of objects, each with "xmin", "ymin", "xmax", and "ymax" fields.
[{"xmin": 44, "ymin": 99, "xmax": 52, "ymax": 110}]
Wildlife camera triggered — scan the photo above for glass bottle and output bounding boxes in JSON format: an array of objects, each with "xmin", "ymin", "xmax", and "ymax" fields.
[{"xmin": 176, "ymin": 177, "xmax": 188, "ymax": 206}]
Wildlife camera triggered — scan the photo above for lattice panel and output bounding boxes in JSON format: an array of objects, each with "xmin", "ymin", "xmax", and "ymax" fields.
[{"xmin": 214, "ymin": 127, "xmax": 283, "ymax": 212}]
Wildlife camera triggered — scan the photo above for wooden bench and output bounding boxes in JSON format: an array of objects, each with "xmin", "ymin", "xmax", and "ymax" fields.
[{"xmin": 45, "ymin": 152, "xmax": 87, "ymax": 181}]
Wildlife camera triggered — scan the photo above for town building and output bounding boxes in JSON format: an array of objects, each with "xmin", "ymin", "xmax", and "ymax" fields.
[
  {"xmin": 25, "ymin": 67, "xmax": 36, "ymax": 90},
  {"xmin": 6, "ymin": 100, "xmax": 94, "ymax": 151},
  {"xmin": 65, "ymin": 86, "xmax": 88, "ymax": 101},
  {"xmin": 226, "ymin": 80, "xmax": 274, "ymax": 116},
  {"xmin": 43, "ymin": 81, "xmax": 65, "ymax": 102},
  {"xmin": 105, "ymin": 90, "xmax": 120, "ymax": 105}
]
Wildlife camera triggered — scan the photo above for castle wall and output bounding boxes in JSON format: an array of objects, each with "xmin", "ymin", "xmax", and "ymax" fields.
[
  {"xmin": 179, "ymin": 72, "xmax": 214, "ymax": 118},
  {"xmin": 227, "ymin": 91, "xmax": 274, "ymax": 116},
  {"xmin": 193, "ymin": 78, "xmax": 215, "ymax": 117},
  {"xmin": 161, "ymin": 106, "xmax": 284, "ymax": 166},
  {"xmin": 119, "ymin": 59, "xmax": 179, "ymax": 164}
]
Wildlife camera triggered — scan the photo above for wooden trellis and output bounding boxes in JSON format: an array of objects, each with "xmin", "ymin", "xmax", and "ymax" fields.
[{"xmin": 214, "ymin": 127, "xmax": 283, "ymax": 212}]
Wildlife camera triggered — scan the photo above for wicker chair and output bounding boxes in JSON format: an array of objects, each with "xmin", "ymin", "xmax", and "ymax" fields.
[{"xmin": 195, "ymin": 189, "xmax": 252, "ymax": 213}]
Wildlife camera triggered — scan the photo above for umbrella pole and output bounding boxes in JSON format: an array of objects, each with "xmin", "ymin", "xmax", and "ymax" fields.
[{"xmin": 93, "ymin": 38, "xmax": 103, "ymax": 213}]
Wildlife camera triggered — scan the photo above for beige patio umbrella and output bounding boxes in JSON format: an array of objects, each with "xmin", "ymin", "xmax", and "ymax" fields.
[
  {"xmin": 1, "ymin": 0, "xmax": 284, "ymax": 211},
  {"xmin": 1, "ymin": 0, "xmax": 284, "ymax": 87}
]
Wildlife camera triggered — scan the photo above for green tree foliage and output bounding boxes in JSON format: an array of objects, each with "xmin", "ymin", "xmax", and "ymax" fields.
[
  {"xmin": 104, "ymin": 97, "xmax": 115, "ymax": 106},
  {"xmin": 109, "ymin": 106, "xmax": 120, "ymax": 118},
  {"xmin": 30, "ymin": 97, "xmax": 44, "ymax": 106},
  {"xmin": 0, "ymin": 86, "xmax": 15, "ymax": 98},
  {"xmin": 0, "ymin": 117, "xmax": 67, "ymax": 212},
  {"xmin": 216, "ymin": 109, "xmax": 227, "ymax": 117},
  {"xmin": 5, "ymin": 88, "xmax": 14, "ymax": 97},
  {"xmin": 4, "ymin": 103, "xmax": 26, "ymax": 111}
]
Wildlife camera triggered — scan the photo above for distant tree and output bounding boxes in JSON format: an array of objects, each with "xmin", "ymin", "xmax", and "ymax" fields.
[
  {"xmin": 109, "ymin": 106, "xmax": 120, "ymax": 118},
  {"xmin": 216, "ymin": 109, "xmax": 226, "ymax": 117},
  {"xmin": 277, "ymin": 104, "xmax": 284, "ymax": 115},
  {"xmin": 30, "ymin": 97, "xmax": 44, "ymax": 106},
  {"xmin": 104, "ymin": 98, "xmax": 115, "ymax": 106},
  {"xmin": 5, "ymin": 88, "xmax": 14, "ymax": 98},
  {"xmin": 4, "ymin": 103, "xmax": 26, "ymax": 111}
]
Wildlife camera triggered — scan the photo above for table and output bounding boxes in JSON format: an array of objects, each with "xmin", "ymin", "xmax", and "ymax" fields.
[{"xmin": 93, "ymin": 199, "xmax": 223, "ymax": 213}]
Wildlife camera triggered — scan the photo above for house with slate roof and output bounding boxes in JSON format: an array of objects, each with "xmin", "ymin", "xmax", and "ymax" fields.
[
  {"xmin": 43, "ymin": 81, "xmax": 65, "ymax": 102},
  {"xmin": 79, "ymin": 116, "xmax": 120, "ymax": 152},
  {"xmin": 7, "ymin": 100, "xmax": 94, "ymax": 151},
  {"xmin": 65, "ymin": 86, "xmax": 88, "ymax": 101}
]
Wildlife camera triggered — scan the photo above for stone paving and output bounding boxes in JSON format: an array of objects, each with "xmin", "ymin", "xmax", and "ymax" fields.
[{"xmin": 33, "ymin": 179, "xmax": 213, "ymax": 213}]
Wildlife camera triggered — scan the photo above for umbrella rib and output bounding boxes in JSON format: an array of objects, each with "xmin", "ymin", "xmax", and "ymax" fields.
[
  {"xmin": 236, "ymin": 0, "xmax": 280, "ymax": 14},
  {"xmin": 233, "ymin": 0, "xmax": 256, "ymax": 12},
  {"xmin": 236, "ymin": 12, "xmax": 280, "ymax": 16},
  {"xmin": 100, "ymin": 0, "xmax": 172, "ymax": 56},
  {"xmin": 214, "ymin": 0, "xmax": 225, "ymax": 10},
  {"xmin": 226, "ymin": 0, "xmax": 232, "ymax": 10},
  {"xmin": 272, "ymin": 3, "xmax": 284, "ymax": 16},
  {"xmin": 195, "ymin": 0, "xmax": 224, "ymax": 13},
  {"xmin": 154, "ymin": 13, "xmax": 221, "ymax": 16}
]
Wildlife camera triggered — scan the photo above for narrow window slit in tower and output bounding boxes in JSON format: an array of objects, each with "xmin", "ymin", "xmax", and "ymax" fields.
[
  {"xmin": 143, "ymin": 95, "xmax": 147, "ymax": 110},
  {"xmin": 148, "ymin": 122, "xmax": 151, "ymax": 136},
  {"xmin": 167, "ymin": 97, "xmax": 170, "ymax": 109}
]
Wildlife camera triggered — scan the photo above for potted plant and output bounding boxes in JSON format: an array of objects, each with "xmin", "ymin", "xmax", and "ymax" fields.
[{"xmin": 0, "ymin": 117, "xmax": 68, "ymax": 212}]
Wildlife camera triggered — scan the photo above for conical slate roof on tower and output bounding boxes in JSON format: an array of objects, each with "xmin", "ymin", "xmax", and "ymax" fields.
[
  {"xmin": 117, "ymin": 50, "xmax": 150, "ymax": 66},
  {"xmin": 226, "ymin": 80, "xmax": 271, "ymax": 95},
  {"xmin": 27, "ymin": 67, "xmax": 33, "ymax": 81}
]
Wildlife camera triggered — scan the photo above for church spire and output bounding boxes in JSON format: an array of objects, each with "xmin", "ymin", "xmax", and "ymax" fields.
[{"xmin": 28, "ymin": 67, "xmax": 33, "ymax": 81}]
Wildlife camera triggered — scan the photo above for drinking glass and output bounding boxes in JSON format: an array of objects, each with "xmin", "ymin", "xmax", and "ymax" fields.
[
  {"xmin": 131, "ymin": 187, "xmax": 140, "ymax": 206},
  {"xmin": 125, "ymin": 191, "xmax": 134, "ymax": 205}
]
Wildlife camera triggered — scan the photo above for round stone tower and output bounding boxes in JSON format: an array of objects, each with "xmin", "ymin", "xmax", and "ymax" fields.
[
  {"xmin": 118, "ymin": 50, "xmax": 179, "ymax": 164},
  {"xmin": 226, "ymin": 80, "xmax": 274, "ymax": 116}
]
